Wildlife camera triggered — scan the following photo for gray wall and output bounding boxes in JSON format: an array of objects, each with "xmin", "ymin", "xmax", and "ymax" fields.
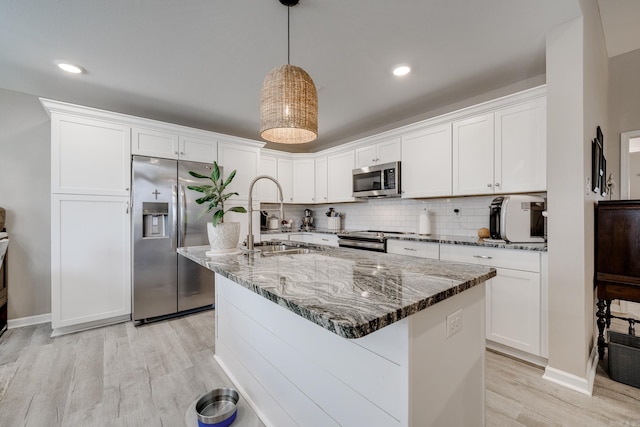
[
  {"xmin": 609, "ymin": 48, "xmax": 640, "ymax": 197},
  {"xmin": 0, "ymin": 88, "xmax": 51, "ymax": 320}
]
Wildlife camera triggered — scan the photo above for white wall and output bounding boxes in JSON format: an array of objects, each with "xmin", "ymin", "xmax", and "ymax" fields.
[
  {"xmin": 0, "ymin": 88, "xmax": 51, "ymax": 320},
  {"xmin": 545, "ymin": 0, "xmax": 608, "ymax": 391}
]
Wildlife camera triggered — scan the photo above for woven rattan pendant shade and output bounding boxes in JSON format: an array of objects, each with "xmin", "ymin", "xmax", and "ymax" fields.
[{"xmin": 260, "ymin": 64, "xmax": 318, "ymax": 144}]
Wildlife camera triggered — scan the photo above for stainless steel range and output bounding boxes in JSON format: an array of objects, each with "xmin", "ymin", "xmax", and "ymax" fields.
[{"xmin": 337, "ymin": 230, "xmax": 414, "ymax": 252}]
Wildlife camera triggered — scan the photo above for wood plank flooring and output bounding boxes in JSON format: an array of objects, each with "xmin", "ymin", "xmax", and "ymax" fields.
[{"xmin": 1, "ymin": 310, "xmax": 639, "ymax": 426}]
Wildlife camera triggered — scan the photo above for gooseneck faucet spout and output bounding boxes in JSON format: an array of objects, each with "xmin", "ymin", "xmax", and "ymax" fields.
[{"xmin": 247, "ymin": 175, "xmax": 285, "ymax": 250}]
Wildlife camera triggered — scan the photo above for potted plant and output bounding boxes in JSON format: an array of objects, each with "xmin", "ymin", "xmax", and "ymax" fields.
[{"xmin": 188, "ymin": 161, "xmax": 246, "ymax": 254}]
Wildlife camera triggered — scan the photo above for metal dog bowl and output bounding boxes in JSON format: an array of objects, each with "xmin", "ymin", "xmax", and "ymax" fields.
[{"xmin": 195, "ymin": 388, "xmax": 239, "ymax": 427}]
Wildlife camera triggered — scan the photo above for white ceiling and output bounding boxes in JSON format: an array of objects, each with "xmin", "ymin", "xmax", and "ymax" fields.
[{"xmin": 0, "ymin": 1, "xmax": 633, "ymax": 153}]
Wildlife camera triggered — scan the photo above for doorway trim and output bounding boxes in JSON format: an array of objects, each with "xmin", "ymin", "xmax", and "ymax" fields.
[{"xmin": 620, "ymin": 129, "xmax": 640, "ymax": 199}]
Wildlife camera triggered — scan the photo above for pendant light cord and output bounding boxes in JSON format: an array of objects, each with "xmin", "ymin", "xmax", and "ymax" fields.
[{"xmin": 287, "ymin": 5, "xmax": 291, "ymax": 65}]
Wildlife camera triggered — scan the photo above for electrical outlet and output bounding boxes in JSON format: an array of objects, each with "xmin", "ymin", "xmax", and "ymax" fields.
[{"xmin": 446, "ymin": 309, "xmax": 463, "ymax": 338}]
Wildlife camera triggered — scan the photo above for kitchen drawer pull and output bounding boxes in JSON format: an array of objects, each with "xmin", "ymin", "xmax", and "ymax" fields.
[
  {"xmin": 473, "ymin": 255, "xmax": 492, "ymax": 259},
  {"xmin": 404, "ymin": 247, "xmax": 417, "ymax": 251},
  {"xmin": 321, "ymin": 238, "xmax": 329, "ymax": 241}
]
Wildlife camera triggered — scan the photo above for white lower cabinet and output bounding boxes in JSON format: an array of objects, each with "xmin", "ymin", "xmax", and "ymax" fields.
[
  {"xmin": 386, "ymin": 240, "xmax": 439, "ymax": 259},
  {"xmin": 51, "ymin": 194, "xmax": 131, "ymax": 334},
  {"xmin": 310, "ymin": 234, "xmax": 339, "ymax": 247},
  {"xmin": 439, "ymin": 244, "xmax": 544, "ymax": 361},
  {"xmin": 394, "ymin": 241, "xmax": 546, "ymax": 362}
]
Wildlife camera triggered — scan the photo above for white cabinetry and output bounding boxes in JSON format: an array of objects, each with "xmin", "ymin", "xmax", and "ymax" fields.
[
  {"xmin": 277, "ymin": 158, "xmax": 293, "ymax": 203},
  {"xmin": 386, "ymin": 240, "xmax": 439, "ymax": 259},
  {"xmin": 258, "ymin": 154, "xmax": 279, "ymax": 203},
  {"xmin": 355, "ymin": 137, "xmax": 401, "ymax": 168},
  {"xmin": 52, "ymin": 115, "xmax": 131, "ymax": 196},
  {"xmin": 132, "ymin": 127, "xmax": 217, "ymax": 163},
  {"xmin": 401, "ymin": 124, "xmax": 452, "ymax": 198},
  {"xmin": 45, "ymin": 105, "xmax": 133, "ymax": 335},
  {"xmin": 51, "ymin": 194, "xmax": 131, "ymax": 332},
  {"xmin": 218, "ymin": 141, "xmax": 260, "ymax": 199},
  {"xmin": 440, "ymin": 244, "xmax": 544, "ymax": 361},
  {"xmin": 293, "ymin": 158, "xmax": 315, "ymax": 203},
  {"xmin": 452, "ymin": 113, "xmax": 495, "ymax": 195},
  {"xmin": 494, "ymin": 98, "xmax": 546, "ymax": 193},
  {"xmin": 452, "ymin": 97, "xmax": 547, "ymax": 196},
  {"xmin": 259, "ymin": 154, "xmax": 314, "ymax": 204},
  {"xmin": 327, "ymin": 150, "xmax": 356, "ymax": 203},
  {"xmin": 315, "ymin": 157, "xmax": 328, "ymax": 204}
]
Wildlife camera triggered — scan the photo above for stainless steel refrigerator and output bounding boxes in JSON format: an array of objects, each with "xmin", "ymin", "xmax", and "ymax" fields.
[{"xmin": 132, "ymin": 155, "xmax": 214, "ymax": 321}]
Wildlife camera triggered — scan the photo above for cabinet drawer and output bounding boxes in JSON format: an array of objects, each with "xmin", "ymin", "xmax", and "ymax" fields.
[
  {"xmin": 387, "ymin": 240, "xmax": 439, "ymax": 259},
  {"xmin": 440, "ymin": 244, "xmax": 539, "ymax": 272}
]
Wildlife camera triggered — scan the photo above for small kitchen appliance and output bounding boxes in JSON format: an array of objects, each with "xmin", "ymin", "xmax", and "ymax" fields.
[
  {"xmin": 489, "ymin": 195, "xmax": 546, "ymax": 243},
  {"xmin": 301, "ymin": 209, "xmax": 314, "ymax": 231},
  {"xmin": 352, "ymin": 161, "xmax": 401, "ymax": 198}
]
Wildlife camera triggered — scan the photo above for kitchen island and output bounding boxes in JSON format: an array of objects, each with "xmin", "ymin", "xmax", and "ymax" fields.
[{"xmin": 179, "ymin": 243, "xmax": 496, "ymax": 426}]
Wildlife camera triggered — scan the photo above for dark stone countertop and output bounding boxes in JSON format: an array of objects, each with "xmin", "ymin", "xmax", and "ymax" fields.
[{"xmin": 178, "ymin": 244, "xmax": 496, "ymax": 339}]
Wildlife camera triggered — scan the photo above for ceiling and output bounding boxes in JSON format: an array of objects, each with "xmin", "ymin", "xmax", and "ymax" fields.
[{"xmin": 0, "ymin": 1, "xmax": 633, "ymax": 153}]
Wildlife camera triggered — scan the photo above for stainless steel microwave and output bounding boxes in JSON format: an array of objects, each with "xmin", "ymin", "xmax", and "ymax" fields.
[{"xmin": 352, "ymin": 161, "xmax": 401, "ymax": 198}]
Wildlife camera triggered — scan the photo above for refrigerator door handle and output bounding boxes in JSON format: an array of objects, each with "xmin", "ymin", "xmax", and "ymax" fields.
[
  {"xmin": 172, "ymin": 185, "xmax": 178, "ymax": 251},
  {"xmin": 180, "ymin": 185, "xmax": 187, "ymax": 246}
]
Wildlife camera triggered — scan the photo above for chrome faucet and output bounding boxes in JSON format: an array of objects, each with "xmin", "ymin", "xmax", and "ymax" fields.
[{"xmin": 246, "ymin": 175, "xmax": 284, "ymax": 250}]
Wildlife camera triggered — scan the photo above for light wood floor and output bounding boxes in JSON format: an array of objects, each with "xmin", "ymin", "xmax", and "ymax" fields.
[{"xmin": 1, "ymin": 310, "xmax": 639, "ymax": 426}]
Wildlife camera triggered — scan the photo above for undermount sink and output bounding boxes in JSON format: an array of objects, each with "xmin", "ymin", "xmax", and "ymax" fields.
[{"xmin": 253, "ymin": 243, "xmax": 315, "ymax": 256}]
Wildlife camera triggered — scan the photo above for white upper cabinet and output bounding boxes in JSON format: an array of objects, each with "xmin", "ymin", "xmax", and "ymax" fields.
[
  {"xmin": 293, "ymin": 158, "xmax": 315, "ymax": 204},
  {"xmin": 218, "ymin": 141, "xmax": 260, "ymax": 199},
  {"xmin": 494, "ymin": 98, "xmax": 546, "ymax": 193},
  {"xmin": 179, "ymin": 135, "xmax": 217, "ymax": 164},
  {"xmin": 355, "ymin": 137, "xmax": 401, "ymax": 168},
  {"xmin": 258, "ymin": 154, "xmax": 279, "ymax": 203},
  {"xmin": 315, "ymin": 157, "xmax": 328, "ymax": 204},
  {"xmin": 277, "ymin": 158, "xmax": 294, "ymax": 203},
  {"xmin": 401, "ymin": 124, "xmax": 452, "ymax": 198},
  {"xmin": 327, "ymin": 150, "xmax": 356, "ymax": 203},
  {"xmin": 452, "ymin": 97, "xmax": 547, "ymax": 197},
  {"xmin": 52, "ymin": 114, "xmax": 131, "ymax": 196},
  {"xmin": 452, "ymin": 113, "xmax": 495, "ymax": 196},
  {"xmin": 132, "ymin": 127, "xmax": 179, "ymax": 159},
  {"xmin": 132, "ymin": 127, "xmax": 216, "ymax": 163}
]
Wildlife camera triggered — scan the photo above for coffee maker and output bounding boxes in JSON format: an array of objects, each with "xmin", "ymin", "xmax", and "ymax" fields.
[{"xmin": 301, "ymin": 209, "xmax": 314, "ymax": 231}]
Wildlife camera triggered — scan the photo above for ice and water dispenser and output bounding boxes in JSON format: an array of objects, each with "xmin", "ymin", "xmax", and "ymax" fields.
[{"xmin": 142, "ymin": 202, "xmax": 168, "ymax": 238}]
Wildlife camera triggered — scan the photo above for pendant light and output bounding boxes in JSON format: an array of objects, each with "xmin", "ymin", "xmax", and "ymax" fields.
[{"xmin": 260, "ymin": 0, "xmax": 318, "ymax": 144}]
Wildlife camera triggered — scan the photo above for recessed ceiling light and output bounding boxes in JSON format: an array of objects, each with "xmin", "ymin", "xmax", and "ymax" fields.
[
  {"xmin": 57, "ymin": 63, "xmax": 84, "ymax": 74},
  {"xmin": 393, "ymin": 65, "xmax": 411, "ymax": 77}
]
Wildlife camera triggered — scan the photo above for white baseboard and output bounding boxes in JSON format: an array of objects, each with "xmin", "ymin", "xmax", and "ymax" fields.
[
  {"xmin": 50, "ymin": 314, "xmax": 130, "ymax": 337},
  {"xmin": 542, "ymin": 345, "xmax": 598, "ymax": 396},
  {"xmin": 486, "ymin": 340, "xmax": 548, "ymax": 367},
  {"xmin": 7, "ymin": 312, "xmax": 51, "ymax": 329}
]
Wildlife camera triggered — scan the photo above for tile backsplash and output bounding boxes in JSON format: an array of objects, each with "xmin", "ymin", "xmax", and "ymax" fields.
[{"xmin": 263, "ymin": 193, "xmax": 546, "ymax": 238}]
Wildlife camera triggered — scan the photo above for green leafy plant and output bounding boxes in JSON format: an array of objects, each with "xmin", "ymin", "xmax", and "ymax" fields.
[{"xmin": 187, "ymin": 161, "xmax": 247, "ymax": 227}]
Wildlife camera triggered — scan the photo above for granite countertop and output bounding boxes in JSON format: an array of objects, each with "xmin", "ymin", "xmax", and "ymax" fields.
[
  {"xmin": 178, "ymin": 244, "xmax": 496, "ymax": 339},
  {"xmin": 385, "ymin": 233, "xmax": 548, "ymax": 252},
  {"xmin": 262, "ymin": 228, "xmax": 547, "ymax": 251}
]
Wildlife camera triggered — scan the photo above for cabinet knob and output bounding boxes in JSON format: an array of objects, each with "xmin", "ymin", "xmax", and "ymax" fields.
[
  {"xmin": 180, "ymin": 151, "xmax": 184, "ymax": 155},
  {"xmin": 174, "ymin": 151, "xmax": 179, "ymax": 155},
  {"xmin": 125, "ymin": 187, "xmax": 129, "ymax": 191},
  {"xmin": 495, "ymin": 182, "xmax": 500, "ymax": 187},
  {"xmin": 404, "ymin": 247, "xmax": 417, "ymax": 251},
  {"xmin": 487, "ymin": 183, "xmax": 492, "ymax": 188}
]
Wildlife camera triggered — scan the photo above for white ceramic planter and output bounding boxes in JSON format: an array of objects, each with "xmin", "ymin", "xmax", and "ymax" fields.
[{"xmin": 206, "ymin": 222, "xmax": 241, "ymax": 255}]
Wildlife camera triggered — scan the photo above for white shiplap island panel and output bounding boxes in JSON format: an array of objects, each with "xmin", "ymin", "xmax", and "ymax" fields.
[{"xmin": 179, "ymin": 245, "xmax": 493, "ymax": 426}]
